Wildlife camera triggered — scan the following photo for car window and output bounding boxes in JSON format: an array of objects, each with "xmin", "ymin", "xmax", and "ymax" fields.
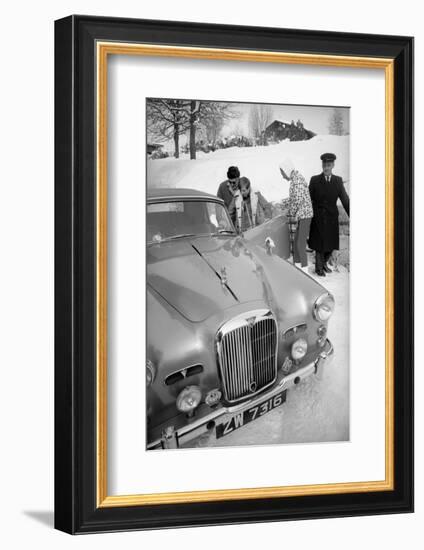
[
  {"xmin": 147, "ymin": 202, "xmax": 184, "ymax": 213},
  {"xmin": 147, "ymin": 200, "xmax": 234, "ymax": 243}
]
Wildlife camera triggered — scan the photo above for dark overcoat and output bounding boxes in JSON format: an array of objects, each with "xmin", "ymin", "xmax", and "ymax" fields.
[
  {"xmin": 217, "ymin": 180, "xmax": 238, "ymax": 225},
  {"xmin": 308, "ymin": 173, "xmax": 350, "ymax": 252}
]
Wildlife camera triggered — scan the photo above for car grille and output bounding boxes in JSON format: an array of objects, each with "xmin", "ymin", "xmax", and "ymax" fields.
[{"xmin": 216, "ymin": 310, "xmax": 278, "ymax": 402}]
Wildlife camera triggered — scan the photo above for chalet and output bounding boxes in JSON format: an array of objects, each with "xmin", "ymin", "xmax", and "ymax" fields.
[
  {"xmin": 147, "ymin": 143, "xmax": 164, "ymax": 155},
  {"xmin": 264, "ymin": 120, "xmax": 316, "ymax": 142}
]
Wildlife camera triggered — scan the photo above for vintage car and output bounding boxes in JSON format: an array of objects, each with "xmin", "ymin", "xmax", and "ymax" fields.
[{"xmin": 146, "ymin": 188, "xmax": 334, "ymax": 449}]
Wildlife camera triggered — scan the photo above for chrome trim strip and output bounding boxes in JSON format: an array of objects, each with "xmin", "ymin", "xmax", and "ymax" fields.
[{"xmin": 147, "ymin": 196, "xmax": 225, "ymax": 205}]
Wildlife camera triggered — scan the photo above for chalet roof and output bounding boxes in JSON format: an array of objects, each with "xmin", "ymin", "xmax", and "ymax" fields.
[
  {"xmin": 265, "ymin": 119, "xmax": 316, "ymax": 137},
  {"xmin": 273, "ymin": 119, "xmax": 291, "ymax": 125},
  {"xmin": 147, "ymin": 142, "xmax": 164, "ymax": 149}
]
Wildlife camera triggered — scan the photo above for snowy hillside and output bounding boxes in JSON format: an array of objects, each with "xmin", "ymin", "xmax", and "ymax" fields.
[{"xmin": 147, "ymin": 135, "xmax": 349, "ymax": 203}]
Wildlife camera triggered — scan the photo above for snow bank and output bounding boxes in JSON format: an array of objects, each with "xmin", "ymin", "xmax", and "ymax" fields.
[{"xmin": 147, "ymin": 135, "xmax": 349, "ymax": 203}]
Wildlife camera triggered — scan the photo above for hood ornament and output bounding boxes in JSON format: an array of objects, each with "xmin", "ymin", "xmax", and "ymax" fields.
[
  {"xmin": 265, "ymin": 236, "xmax": 276, "ymax": 255},
  {"xmin": 247, "ymin": 316, "xmax": 256, "ymax": 328},
  {"xmin": 220, "ymin": 267, "xmax": 228, "ymax": 286}
]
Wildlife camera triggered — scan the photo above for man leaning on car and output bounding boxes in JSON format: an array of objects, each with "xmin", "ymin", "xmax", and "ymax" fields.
[{"xmin": 217, "ymin": 165, "xmax": 241, "ymax": 226}]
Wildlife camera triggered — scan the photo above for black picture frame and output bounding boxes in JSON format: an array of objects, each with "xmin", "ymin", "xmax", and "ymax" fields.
[{"xmin": 55, "ymin": 15, "xmax": 414, "ymax": 534}]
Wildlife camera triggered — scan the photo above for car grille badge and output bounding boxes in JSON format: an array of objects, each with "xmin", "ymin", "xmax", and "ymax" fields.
[{"xmin": 282, "ymin": 356, "xmax": 293, "ymax": 374}]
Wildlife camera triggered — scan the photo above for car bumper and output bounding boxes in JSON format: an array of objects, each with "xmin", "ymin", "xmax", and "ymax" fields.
[{"xmin": 147, "ymin": 338, "xmax": 334, "ymax": 450}]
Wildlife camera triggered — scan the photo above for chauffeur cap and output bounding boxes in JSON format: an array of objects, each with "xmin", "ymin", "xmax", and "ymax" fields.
[{"xmin": 320, "ymin": 152, "xmax": 337, "ymax": 162}]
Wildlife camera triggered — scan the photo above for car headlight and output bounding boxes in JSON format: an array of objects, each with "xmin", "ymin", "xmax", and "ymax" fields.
[
  {"xmin": 176, "ymin": 385, "xmax": 202, "ymax": 413},
  {"xmin": 146, "ymin": 359, "xmax": 155, "ymax": 387},
  {"xmin": 313, "ymin": 292, "xmax": 335, "ymax": 322},
  {"xmin": 291, "ymin": 337, "xmax": 308, "ymax": 361}
]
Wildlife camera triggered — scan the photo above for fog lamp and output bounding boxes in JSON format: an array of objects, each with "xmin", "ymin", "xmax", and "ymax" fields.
[
  {"xmin": 291, "ymin": 337, "xmax": 308, "ymax": 361},
  {"xmin": 176, "ymin": 385, "xmax": 202, "ymax": 413}
]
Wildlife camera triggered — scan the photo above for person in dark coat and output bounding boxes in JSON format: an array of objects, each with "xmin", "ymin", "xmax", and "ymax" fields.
[
  {"xmin": 217, "ymin": 166, "xmax": 240, "ymax": 226},
  {"xmin": 309, "ymin": 153, "xmax": 349, "ymax": 276}
]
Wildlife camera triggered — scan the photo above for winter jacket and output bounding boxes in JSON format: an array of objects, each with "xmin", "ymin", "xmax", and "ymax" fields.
[
  {"xmin": 234, "ymin": 190, "xmax": 272, "ymax": 232},
  {"xmin": 217, "ymin": 180, "xmax": 239, "ymax": 225},
  {"xmin": 288, "ymin": 170, "xmax": 313, "ymax": 221}
]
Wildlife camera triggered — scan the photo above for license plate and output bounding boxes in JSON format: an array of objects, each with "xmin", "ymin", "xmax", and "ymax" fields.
[{"xmin": 216, "ymin": 390, "xmax": 286, "ymax": 439}]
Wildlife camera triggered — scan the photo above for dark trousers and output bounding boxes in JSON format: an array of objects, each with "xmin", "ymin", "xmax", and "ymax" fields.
[
  {"xmin": 293, "ymin": 218, "xmax": 312, "ymax": 267},
  {"xmin": 315, "ymin": 250, "xmax": 332, "ymax": 271}
]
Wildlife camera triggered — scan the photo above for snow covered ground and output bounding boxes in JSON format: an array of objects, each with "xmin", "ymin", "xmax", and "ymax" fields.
[{"xmin": 147, "ymin": 134, "xmax": 349, "ymax": 202}]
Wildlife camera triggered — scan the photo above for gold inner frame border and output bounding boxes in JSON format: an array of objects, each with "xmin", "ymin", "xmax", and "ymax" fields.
[{"xmin": 95, "ymin": 42, "xmax": 394, "ymax": 507}]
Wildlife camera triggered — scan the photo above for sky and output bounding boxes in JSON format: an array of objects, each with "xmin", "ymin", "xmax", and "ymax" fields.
[{"xmin": 221, "ymin": 102, "xmax": 350, "ymax": 136}]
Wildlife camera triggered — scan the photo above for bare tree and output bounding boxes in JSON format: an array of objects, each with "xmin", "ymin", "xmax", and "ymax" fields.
[
  {"xmin": 147, "ymin": 98, "xmax": 239, "ymax": 160},
  {"xmin": 328, "ymin": 108, "xmax": 346, "ymax": 136},
  {"xmin": 188, "ymin": 100, "xmax": 201, "ymax": 159},
  {"xmin": 200, "ymin": 102, "xmax": 239, "ymax": 144},
  {"xmin": 147, "ymin": 98, "xmax": 192, "ymax": 158},
  {"xmin": 248, "ymin": 104, "xmax": 273, "ymax": 144},
  {"xmin": 187, "ymin": 101, "xmax": 239, "ymax": 159}
]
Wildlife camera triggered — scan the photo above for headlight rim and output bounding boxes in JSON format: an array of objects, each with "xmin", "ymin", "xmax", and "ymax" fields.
[
  {"xmin": 146, "ymin": 359, "xmax": 156, "ymax": 387},
  {"xmin": 176, "ymin": 385, "xmax": 202, "ymax": 413},
  {"xmin": 291, "ymin": 336, "xmax": 308, "ymax": 361},
  {"xmin": 313, "ymin": 292, "xmax": 335, "ymax": 322}
]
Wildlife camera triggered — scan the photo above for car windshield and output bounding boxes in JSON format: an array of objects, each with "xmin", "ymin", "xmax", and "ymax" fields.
[{"xmin": 147, "ymin": 199, "xmax": 235, "ymax": 244}]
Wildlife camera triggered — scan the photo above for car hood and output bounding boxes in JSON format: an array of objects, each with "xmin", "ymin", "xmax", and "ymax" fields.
[{"xmin": 147, "ymin": 236, "xmax": 273, "ymax": 322}]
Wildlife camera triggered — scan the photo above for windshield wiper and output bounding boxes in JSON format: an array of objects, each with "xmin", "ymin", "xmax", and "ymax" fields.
[
  {"xmin": 161, "ymin": 233, "xmax": 197, "ymax": 241},
  {"xmin": 148, "ymin": 231, "xmax": 234, "ymax": 245},
  {"xmin": 210, "ymin": 229, "xmax": 236, "ymax": 236},
  {"xmin": 147, "ymin": 233, "xmax": 197, "ymax": 245}
]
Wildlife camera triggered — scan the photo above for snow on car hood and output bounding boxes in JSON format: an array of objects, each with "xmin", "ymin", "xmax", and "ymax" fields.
[{"xmin": 147, "ymin": 236, "xmax": 270, "ymax": 322}]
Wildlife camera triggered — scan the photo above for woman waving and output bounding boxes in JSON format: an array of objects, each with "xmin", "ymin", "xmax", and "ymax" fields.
[{"xmin": 279, "ymin": 158, "xmax": 313, "ymax": 271}]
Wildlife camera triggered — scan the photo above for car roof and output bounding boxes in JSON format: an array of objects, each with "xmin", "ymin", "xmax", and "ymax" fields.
[{"xmin": 147, "ymin": 187, "xmax": 223, "ymax": 203}]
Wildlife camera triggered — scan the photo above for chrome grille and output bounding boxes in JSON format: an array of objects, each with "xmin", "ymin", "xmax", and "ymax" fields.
[{"xmin": 216, "ymin": 310, "xmax": 278, "ymax": 402}]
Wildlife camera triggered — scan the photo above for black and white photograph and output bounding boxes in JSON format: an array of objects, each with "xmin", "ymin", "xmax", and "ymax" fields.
[
  {"xmin": 146, "ymin": 98, "xmax": 350, "ymax": 450},
  {"xmin": 0, "ymin": 1, "xmax": 417, "ymax": 541}
]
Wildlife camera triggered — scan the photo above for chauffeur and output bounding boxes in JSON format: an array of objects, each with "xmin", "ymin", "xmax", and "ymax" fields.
[{"xmin": 308, "ymin": 153, "xmax": 350, "ymax": 276}]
